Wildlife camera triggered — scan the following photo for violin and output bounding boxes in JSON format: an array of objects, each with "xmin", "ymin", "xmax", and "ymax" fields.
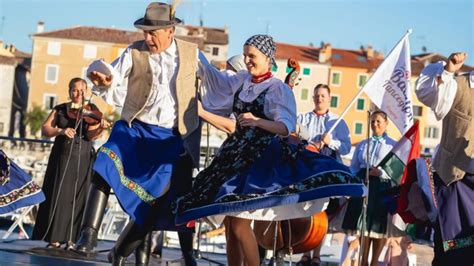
[
  {"xmin": 67, "ymin": 103, "xmax": 104, "ymax": 126},
  {"xmin": 253, "ymin": 58, "xmax": 328, "ymax": 255},
  {"xmin": 284, "ymin": 58, "xmax": 301, "ymax": 89}
]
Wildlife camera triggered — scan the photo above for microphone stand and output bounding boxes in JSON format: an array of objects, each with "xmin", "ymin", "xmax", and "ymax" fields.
[
  {"xmin": 191, "ymin": 122, "xmax": 223, "ymax": 265},
  {"xmin": 358, "ymin": 110, "xmax": 372, "ymax": 266},
  {"xmin": 65, "ymin": 92, "xmax": 88, "ymax": 250}
]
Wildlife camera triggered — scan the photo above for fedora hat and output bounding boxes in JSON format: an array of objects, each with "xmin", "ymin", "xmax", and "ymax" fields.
[{"xmin": 134, "ymin": 2, "xmax": 182, "ymax": 31}]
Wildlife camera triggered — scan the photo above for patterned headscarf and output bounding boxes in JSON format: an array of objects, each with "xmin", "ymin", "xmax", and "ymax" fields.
[{"xmin": 244, "ymin": 34, "xmax": 277, "ymax": 68}]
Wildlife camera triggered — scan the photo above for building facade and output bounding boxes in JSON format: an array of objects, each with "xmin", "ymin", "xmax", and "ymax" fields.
[
  {"xmin": 29, "ymin": 24, "xmax": 230, "ymax": 118},
  {"xmin": 0, "ymin": 42, "xmax": 31, "ymax": 137},
  {"xmin": 273, "ymin": 42, "xmax": 474, "ymax": 151}
]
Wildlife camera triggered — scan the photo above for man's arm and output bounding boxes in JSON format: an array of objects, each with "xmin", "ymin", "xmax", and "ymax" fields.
[
  {"xmin": 415, "ymin": 52, "xmax": 467, "ymax": 121},
  {"xmin": 323, "ymin": 119, "xmax": 351, "ymax": 155},
  {"xmin": 87, "ymin": 48, "xmax": 133, "ymax": 110}
]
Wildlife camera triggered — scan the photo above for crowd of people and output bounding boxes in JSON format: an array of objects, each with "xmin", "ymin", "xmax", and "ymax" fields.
[{"xmin": 2, "ymin": 2, "xmax": 469, "ymax": 266}]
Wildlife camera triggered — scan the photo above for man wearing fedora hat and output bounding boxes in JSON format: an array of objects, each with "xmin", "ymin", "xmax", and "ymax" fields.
[
  {"xmin": 74, "ymin": 2, "xmax": 213, "ymax": 265},
  {"xmin": 416, "ymin": 52, "xmax": 474, "ymax": 265}
]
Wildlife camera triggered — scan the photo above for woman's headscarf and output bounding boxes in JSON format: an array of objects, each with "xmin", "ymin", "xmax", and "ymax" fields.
[{"xmin": 244, "ymin": 34, "xmax": 277, "ymax": 67}]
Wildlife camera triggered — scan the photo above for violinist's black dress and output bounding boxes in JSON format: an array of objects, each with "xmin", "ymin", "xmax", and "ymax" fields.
[{"xmin": 33, "ymin": 103, "xmax": 96, "ymax": 244}]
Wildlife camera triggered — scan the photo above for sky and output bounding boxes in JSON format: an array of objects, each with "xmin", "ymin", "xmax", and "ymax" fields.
[{"xmin": 0, "ymin": 0, "xmax": 473, "ymax": 65}]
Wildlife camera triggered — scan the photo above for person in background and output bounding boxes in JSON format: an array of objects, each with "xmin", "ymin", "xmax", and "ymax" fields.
[
  {"xmin": 33, "ymin": 77, "xmax": 110, "ymax": 248},
  {"xmin": 341, "ymin": 111, "xmax": 396, "ymax": 266},
  {"xmin": 296, "ymin": 83, "xmax": 351, "ymax": 266}
]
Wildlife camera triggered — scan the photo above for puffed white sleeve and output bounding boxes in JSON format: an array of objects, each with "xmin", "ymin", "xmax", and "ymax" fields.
[
  {"xmin": 264, "ymin": 83, "xmax": 297, "ymax": 136},
  {"xmin": 415, "ymin": 61, "xmax": 457, "ymax": 121},
  {"xmin": 197, "ymin": 51, "xmax": 246, "ymax": 116},
  {"xmin": 89, "ymin": 46, "xmax": 132, "ymax": 111}
]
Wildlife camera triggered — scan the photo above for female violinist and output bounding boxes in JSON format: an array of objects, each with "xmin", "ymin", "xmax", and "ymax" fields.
[{"xmin": 33, "ymin": 77, "xmax": 110, "ymax": 248}]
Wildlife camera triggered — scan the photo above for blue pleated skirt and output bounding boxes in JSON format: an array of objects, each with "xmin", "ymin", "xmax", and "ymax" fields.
[
  {"xmin": 94, "ymin": 120, "xmax": 186, "ymax": 229},
  {"xmin": 176, "ymin": 138, "xmax": 366, "ymax": 224}
]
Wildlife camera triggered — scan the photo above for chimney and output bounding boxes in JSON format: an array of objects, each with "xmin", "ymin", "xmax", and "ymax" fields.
[
  {"xmin": 319, "ymin": 43, "xmax": 332, "ymax": 63},
  {"xmin": 37, "ymin": 21, "xmax": 45, "ymax": 33},
  {"xmin": 197, "ymin": 27, "xmax": 204, "ymax": 36},
  {"xmin": 366, "ymin": 45, "xmax": 374, "ymax": 59},
  {"xmin": 8, "ymin": 44, "xmax": 16, "ymax": 54}
]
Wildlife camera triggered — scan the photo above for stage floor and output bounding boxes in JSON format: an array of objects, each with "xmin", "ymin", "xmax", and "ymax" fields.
[{"xmin": 0, "ymin": 239, "xmax": 228, "ymax": 265}]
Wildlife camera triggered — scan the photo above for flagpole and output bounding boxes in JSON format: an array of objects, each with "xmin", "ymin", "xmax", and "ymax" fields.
[
  {"xmin": 325, "ymin": 29, "xmax": 413, "ymax": 136},
  {"xmin": 358, "ymin": 109, "xmax": 372, "ymax": 266}
]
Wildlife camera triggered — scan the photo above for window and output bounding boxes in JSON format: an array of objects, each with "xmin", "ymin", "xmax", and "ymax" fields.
[
  {"xmin": 45, "ymin": 64, "xmax": 59, "ymax": 84},
  {"xmin": 43, "ymin": 94, "xmax": 57, "ymax": 110},
  {"xmin": 357, "ymin": 56, "xmax": 367, "ymax": 62},
  {"xmin": 303, "ymin": 68, "xmax": 311, "ymax": 75},
  {"xmin": 356, "ymin": 98, "xmax": 365, "ymax": 110},
  {"xmin": 333, "ymin": 54, "xmax": 342, "ymax": 60},
  {"xmin": 413, "ymin": 105, "xmax": 423, "ymax": 117},
  {"xmin": 301, "ymin": 88, "xmax": 309, "ymax": 100},
  {"xmin": 424, "ymin": 126, "xmax": 440, "ymax": 139},
  {"xmin": 271, "ymin": 65, "xmax": 278, "ymax": 72},
  {"xmin": 354, "ymin": 122, "xmax": 363, "ymax": 135},
  {"xmin": 358, "ymin": 74, "xmax": 368, "ymax": 88},
  {"xmin": 0, "ymin": 123, "xmax": 3, "ymax": 134},
  {"xmin": 212, "ymin": 47, "xmax": 219, "ymax": 56},
  {"xmin": 330, "ymin": 96, "xmax": 339, "ymax": 108},
  {"xmin": 331, "ymin": 71, "xmax": 341, "ymax": 86},
  {"xmin": 47, "ymin": 41, "xmax": 61, "ymax": 56},
  {"xmin": 83, "ymin": 44, "xmax": 97, "ymax": 59}
]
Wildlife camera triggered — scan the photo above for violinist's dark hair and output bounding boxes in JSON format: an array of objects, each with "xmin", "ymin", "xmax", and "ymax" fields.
[{"xmin": 68, "ymin": 77, "xmax": 87, "ymax": 93}]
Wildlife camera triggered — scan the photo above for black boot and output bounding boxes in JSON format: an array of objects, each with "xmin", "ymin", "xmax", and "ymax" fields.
[
  {"xmin": 109, "ymin": 220, "xmax": 149, "ymax": 265},
  {"xmin": 135, "ymin": 232, "xmax": 151, "ymax": 266},
  {"xmin": 75, "ymin": 173, "xmax": 110, "ymax": 254},
  {"xmin": 108, "ymin": 247, "xmax": 127, "ymax": 266},
  {"xmin": 179, "ymin": 231, "xmax": 197, "ymax": 266}
]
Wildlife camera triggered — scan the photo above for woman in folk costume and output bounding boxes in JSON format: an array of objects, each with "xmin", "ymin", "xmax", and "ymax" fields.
[
  {"xmin": 340, "ymin": 111, "xmax": 396, "ymax": 266},
  {"xmin": 175, "ymin": 35, "xmax": 366, "ymax": 265}
]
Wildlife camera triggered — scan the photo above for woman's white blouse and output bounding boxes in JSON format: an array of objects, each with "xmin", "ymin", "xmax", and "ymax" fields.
[
  {"xmin": 350, "ymin": 134, "xmax": 396, "ymax": 177},
  {"xmin": 199, "ymin": 53, "xmax": 297, "ymax": 134}
]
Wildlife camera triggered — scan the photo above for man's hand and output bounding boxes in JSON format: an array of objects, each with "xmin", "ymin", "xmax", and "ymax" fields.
[
  {"xmin": 445, "ymin": 52, "xmax": 467, "ymax": 73},
  {"xmin": 88, "ymin": 71, "xmax": 113, "ymax": 87},
  {"xmin": 238, "ymin": 112, "xmax": 260, "ymax": 127},
  {"xmin": 321, "ymin": 133, "xmax": 332, "ymax": 146}
]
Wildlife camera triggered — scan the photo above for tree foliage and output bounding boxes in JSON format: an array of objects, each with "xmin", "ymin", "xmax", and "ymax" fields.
[{"xmin": 25, "ymin": 104, "xmax": 48, "ymax": 137}]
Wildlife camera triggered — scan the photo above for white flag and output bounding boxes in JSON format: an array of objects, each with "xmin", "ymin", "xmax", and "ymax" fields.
[{"xmin": 363, "ymin": 30, "xmax": 413, "ymax": 134}]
